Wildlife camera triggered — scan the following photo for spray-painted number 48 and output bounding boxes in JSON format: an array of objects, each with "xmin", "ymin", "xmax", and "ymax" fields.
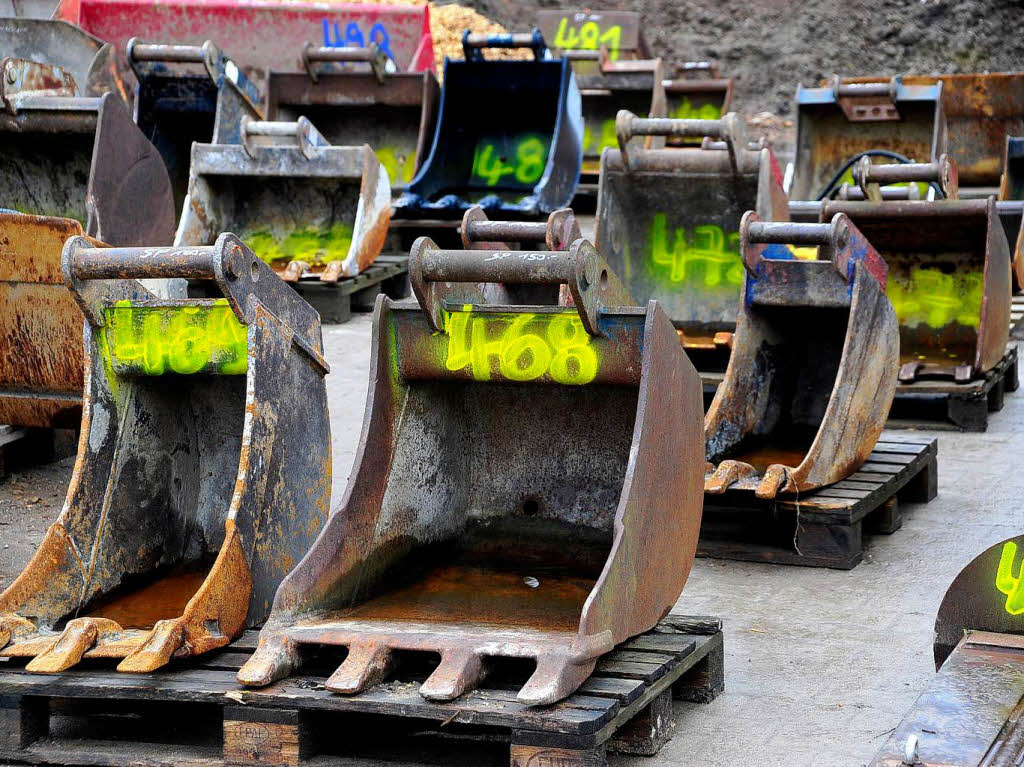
[{"xmin": 471, "ymin": 134, "xmax": 549, "ymax": 187}]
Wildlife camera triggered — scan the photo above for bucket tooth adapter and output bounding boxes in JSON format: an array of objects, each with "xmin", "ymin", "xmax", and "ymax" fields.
[
  {"xmin": 395, "ymin": 30, "xmax": 583, "ymax": 219},
  {"xmin": 127, "ymin": 39, "xmax": 266, "ymax": 223},
  {"xmin": 267, "ymin": 43, "xmax": 440, "ymax": 193},
  {"xmin": 238, "ymin": 238, "xmax": 703, "ymax": 706},
  {"xmin": 791, "ymin": 75, "xmax": 947, "ymax": 202},
  {"xmin": 704, "ymin": 213, "xmax": 898, "ymax": 499},
  {"xmin": 595, "ymin": 111, "xmax": 789, "ymax": 371},
  {"xmin": 176, "ymin": 116, "xmax": 391, "ymax": 283},
  {"xmin": 0, "ymin": 233, "xmax": 331, "ymax": 673},
  {"xmin": 822, "ymin": 160, "xmax": 1010, "ymax": 384}
]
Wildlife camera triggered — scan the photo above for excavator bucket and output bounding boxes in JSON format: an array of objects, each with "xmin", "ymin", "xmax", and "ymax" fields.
[
  {"xmin": 790, "ymin": 75, "xmax": 947, "ymax": 201},
  {"xmin": 176, "ymin": 116, "xmax": 391, "ymax": 282},
  {"xmin": 127, "ymin": 39, "xmax": 265, "ymax": 222},
  {"xmin": 267, "ymin": 43, "xmax": 440, "ymax": 192},
  {"xmin": 1000, "ymin": 137, "xmax": 1024, "ymax": 292},
  {"xmin": 841, "ymin": 73, "xmax": 1024, "ymax": 193},
  {"xmin": 595, "ymin": 111, "xmax": 789, "ymax": 371},
  {"xmin": 0, "ymin": 62, "xmax": 174, "ymax": 244},
  {"xmin": 823, "ymin": 163, "xmax": 1011, "ymax": 383},
  {"xmin": 396, "ymin": 30, "xmax": 583, "ymax": 218},
  {"xmin": 0, "ymin": 17, "xmax": 128, "ymax": 101},
  {"xmin": 0, "ymin": 234, "xmax": 331, "ymax": 673},
  {"xmin": 566, "ymin": 50, "xmax": 666, "ymax": 181},
  {"xmin": 238, "ymin": 238, "xmax": 704, "ymax": 706},
  {"xmin": 704, "ymin": 214, "xmax": 899, "ymax": 499},
  {"xmin": 662, "ymin": 63, "xmax": 735, "ymax": 142}
]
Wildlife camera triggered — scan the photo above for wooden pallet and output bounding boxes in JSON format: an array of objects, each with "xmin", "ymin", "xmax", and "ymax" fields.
[
  {"xmin": 886, "ymin": 345, "xmax": 1018, "ymax": 431},
  {"xmin": 699, "ymin": 434, "xmax": 937, "ymax": 569},
  {"xmin": 0, "ymin": 616, "xmax": 724, "ymax": 767},
  {"xmin": 288, "ymin": 254, "xmax": 410, "ymax": 324},
  {"xmin": 700, "ymin": 345, "xmax": 1019, "ymax": 432}
]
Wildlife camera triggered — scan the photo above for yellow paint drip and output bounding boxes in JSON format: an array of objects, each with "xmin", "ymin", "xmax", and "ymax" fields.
[
  {"xmin": 102, "ymin": 299, "xmax": 248, "ymax": 376},
  {"xmin": 444, "ymin": 309, "xmax": 598, "ymax": 384},
  {"xmin": 996, "ymin": 541, "xmax": 1024, "ymax": 615},
  {"xmin": 376, "ymin": 146, "xmax": 417, "ymax": 185},
  {"xmin": 242, "ymin": 222, "xmax": 354, "ymax": 267},
  {"xmin": 887, "ymin": 267, "xmax": 982, "ymax": 329}
]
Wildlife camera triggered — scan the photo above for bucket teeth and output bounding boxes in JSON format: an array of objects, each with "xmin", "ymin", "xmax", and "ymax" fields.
[
  {"xmin": 517, "ymin": 655, "xmax": 597, "ymax": 707},
  {"xmin": 281, "ymin": 261, "xmax": 308, "ymax": 283},
  {"xmin": 320, "ymin": 261, "xmax": 344, "ymax": 284},
  {"xmin": 705, "ymin": 460, "xmax": 758, "ymax": 494},
  {"xmin": 0, "ymin": 614, "xmax": 36, "ymax": 651},
  {"xmin": 756, "ymin": 465, "xmax": 792, "ymax": 500},
  {"xmin": 419, "ymin": 650, "xmax": 485, "ymax": 702},
  {"xmin": 898, "ymin": 361, "xmax": 923, "ymax": 383},
  {"xmin": 237, "ymin": 639, "xmax": 296, "ymax": 687},
  {"xmin": 116, "ymin": 618, "xmax": 186, "ymax": 673},
  {"xmin": 25, "ymin": 617, "xmax": 122, "ymax": 673},
  {"xmin": 324, "ymin": 643, "xmax": 394, "ymax": 694}
]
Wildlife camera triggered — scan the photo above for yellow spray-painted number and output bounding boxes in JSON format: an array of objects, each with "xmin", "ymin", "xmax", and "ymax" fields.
[
  {"xmin": 444, "ymin": 309, "xmax": 598, "ymax": 384},
  {"xmin": 996, "ymin": 541, "xmax": 1024, "ymax": 615},
  {"xmin": 887, "ymin": 267, "xmax": 983, "ymax": 329},
  {"xmin": 471, "ymin": 133, "xmax": 550, "ymax": 188},
  {"xmin": 583, "ymin": 117, "xmax": 618, "ymax": 155},
  {"xmin": 376, "ymin": 146, "xmax": 417, "ymax": 185},
  {"xmin": 649, "ymin": 214, "xmax": 743, "ymax": 287},
  {"xmin": 553, "ymin": 18, "xmax": 622, "ymax": 60},
  {"xmin": 669, "ymin": 98, "xmax": 722, "ymax": 121},
  {"xmin": 103, "ymin": 300, "xmax": 248, "ymax": 376},
  {"xmin": 242, "ymin": 222, "xmax": 354, "ymax": 268}
]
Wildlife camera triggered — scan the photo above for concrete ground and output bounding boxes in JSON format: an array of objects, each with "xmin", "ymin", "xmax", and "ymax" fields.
[{"xmin": 0, "ymin": 312, "xmax": 1019, "ymax": 766}]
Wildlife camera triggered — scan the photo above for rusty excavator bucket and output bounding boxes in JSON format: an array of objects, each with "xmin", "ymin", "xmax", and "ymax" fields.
[
  {"xmin": 662, "ymin": 62, "xmax": 734, "ymax": 142},
  {"xmin": 704, "ymin": 214, "xmax": 899, "ymax": 499},
  {"xmin": 791, "ymin": 75, "xmax": 947, "ymax": 201},
  {"xmin": 127, "ymin": 39, "xmax": 266, "ymax": 222},
  {"xmin": 267, "ymin": 43, "xmax": 440, "ymax": 193},
  {"xmin": 0, "ymin": 234, "xmax": 331, "ymax": 673},
  {"xmin": 176, "ymin": 116, "xmax": 391, "ymax": 282},
  {"xmin": 396, "ymin": 30, "xmax": 583, "ymax": 218},
  {"xmin": 238, "ymin": 238, "xmax": 703, "ymax": 706},
  {"xmin": 595, "ymin": 111, "xmax": 789, "ymax": 371},
  {"xmin": 823, "ymin": 159, "xmax": 1011, "ymax": 384},
  {"xmin": 0, "ymin": 58, "xmax": 174, "ymax": 244},
  {"xmin": 0, "ymin": 17, "xmax": 128, "ymax": 102}
]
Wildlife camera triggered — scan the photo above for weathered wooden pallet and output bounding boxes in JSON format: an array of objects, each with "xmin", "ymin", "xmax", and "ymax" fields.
[
  {"xmin": 699, "ymin": 434, "xmax": 938, "ymax": 569},
  {"xmin": 701, "ymin": 345, "xmax": 1019, "ymax": 432},
  {"xmin": 288, "ymin": 254, "xmax": 410, "ymax": 324},
  {"xmin": 886, "ymin": 345, "xmax": 1018, "ymax": 431},
  {"xmin": 0, "ymin": 616, "xmax": 724, "ymax": 767}
]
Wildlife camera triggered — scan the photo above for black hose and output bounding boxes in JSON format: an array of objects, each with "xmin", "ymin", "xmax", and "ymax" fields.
[{"xmin": 813, "ymin": 150, "xmax": 944, "ymax": 201}]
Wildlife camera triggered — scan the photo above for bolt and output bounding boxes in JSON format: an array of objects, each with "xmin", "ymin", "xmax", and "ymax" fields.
[{"xmin": 6, "ymin": 67, "xmax": 16, "ymax": 85}]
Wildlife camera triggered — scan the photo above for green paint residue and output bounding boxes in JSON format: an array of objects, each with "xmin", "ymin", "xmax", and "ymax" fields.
[
  {"xmin": 443, "ymin": 308, "xmax": 598, "ymax": 384},
  {"xmin": 887, "ymin": 266, "xmax": 982, "ymax": 329},
  {"xmin": 243, "ymin": 222, "xmax": 354, "ymax": 267},
  {"xmin": 470, "ymin": 133, "xmax": 550, "ymax": 188},
  {"xmin": 376, "ymin": 146, "xmax": 417, "ymax": 185},
  {"xmin": 648, "ymin": 214, "xmax": 743, "ymax": 289},
  {"xmin": 102, "ymin": 299, "xmax": 248, "ymax": 376},
  {"xmin": 996, "ymin": 541, "xmax": 1024, "ymax": 615},
  {"xmin": 583, "ymin": 117, "xmax": 618, "ymax": 156},
  {"xmin": 837, "ymin": 166, "xmax": 929, "ymax": 198},
  {"xmin": 669, "ymin": 98, "xmax": 721, "ymax": 121}
]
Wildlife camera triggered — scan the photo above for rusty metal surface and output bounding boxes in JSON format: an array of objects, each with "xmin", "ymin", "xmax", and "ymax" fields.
[
  {"xmin": 0, "ymin": 17, "xmax": 129, "ymax": 102},
  {"xmin": 870, "ymin": 633, "xmax": 1024, "ymax": 767},
  {"xmin": 595, "ymin": 112, "xmax": 789, "ymax": 372},
  {"xmin": 128, "ymin": 39, "xmax": 265, "ymax": 220},
  {"xmin": 821, "ymin": 198, "xmax": 1011, "ymax": 382},
  {"xmin": 267, "ymin": 53, "xmax": 439, "ymax": 193},
  {"xmin": 238, "ymin": 241, "xmax": 702, "ymax": 707},
  {"xmin": 841, "ymin": 73, "xmax": 1024, "ymax": 188},
  {"xmin": 0, "ymin": 233, "xmax": 330, "ymax": 673},
  {"xmin": 791, "ymin": 76, "xmax": 946, "ymax": 201},
  {"xmin": 0, "ymin": 58, "xmax": 77, "ymax": 111},
  {"xmin": 704, "ymin": 213, "xmax": 898, "ymax": 498},
  {"xmin": 1, "ymin": 90, "xmax": 174, "ymax": 246},
  {"xmin": 396, "ymin": 34, "xmax": 583, "ymax": 218},
  {"xmin": 176, "ymin": 123, "xmax": 391, "ymax": 282},
  {"xmin": 0, "ymin": 214, "xmax": 94, "ymax": 428}
]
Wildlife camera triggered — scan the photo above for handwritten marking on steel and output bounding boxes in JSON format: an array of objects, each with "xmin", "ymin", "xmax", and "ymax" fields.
[
  {"xmin": 648, "ymin": 214, "xmax": 743, "ymax": 287},
  {"xmin": 444, "ymin": 309, "xmax": 598, "ymax": 384},
  {"xmin": 471, "ymin": 134, "xmax": 550, "ymax": 188},
  {"xmin": 321, "ymin": 19, "xmax": 394, "ymax": 61},
  {"xmin": 996, "ymin": 541, "xmax": 1024, "ymax": 615},
  {"xmin": 553, "ymin": 17, "xmax": 622, "ymax": 59},
  {"xmin": 103, "ymin": 300, "xmax": 248, "ymax": 376}
]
